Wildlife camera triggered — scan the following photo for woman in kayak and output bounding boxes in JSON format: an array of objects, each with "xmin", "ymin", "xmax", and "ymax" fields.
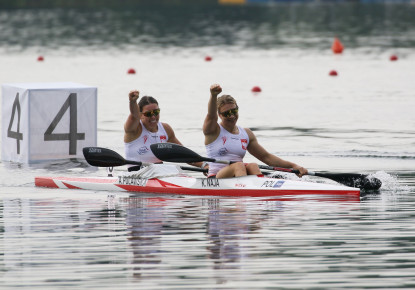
[
  {"xmin": 203, "ymin": 84, "xmax": 308, "ymax": 178},
  {"xmin": 125, "ymin": 90, "xmax": 201, "ymax": 167}
]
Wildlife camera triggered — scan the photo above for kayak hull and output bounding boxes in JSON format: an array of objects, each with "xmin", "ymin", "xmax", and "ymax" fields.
[{"xmin": 35, "ymin": 175, "xmax": 360, "ymax": 197}]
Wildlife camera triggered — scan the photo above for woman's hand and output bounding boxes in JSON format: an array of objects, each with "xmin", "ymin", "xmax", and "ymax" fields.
[
  {"xmin": 210, "ymin": 84, "xmax": 222, "ymax": 97},
  {"xmin": 293, "ymin": 165, "xmax": 308, "ymax": 177},
  {"xmin": 129, "ymin": 90, "xmax": 139, "ymax": 103}
]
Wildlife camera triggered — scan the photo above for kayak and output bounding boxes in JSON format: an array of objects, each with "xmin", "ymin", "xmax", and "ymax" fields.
[{"xmin": 35, "ymin": 174, "xmax": 360, "ymax": 197}]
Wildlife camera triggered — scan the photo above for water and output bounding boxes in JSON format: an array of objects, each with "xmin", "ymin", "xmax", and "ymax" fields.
[{"xmin": 1, "ymin": 4, "xmax": 415, "ymax": 289}]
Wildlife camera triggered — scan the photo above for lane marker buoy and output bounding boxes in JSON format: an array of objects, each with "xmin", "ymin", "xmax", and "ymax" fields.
[
  {"xmin": 332, "ymin": 38, "xmax": 344, "ymax": 54},
  {"xmin": 329, "ymin": 70, "xmax": 338, "ymax": 76},
  {"xmin": 252, "ymin": 86, "xmax": 262, "ymax": 92}
]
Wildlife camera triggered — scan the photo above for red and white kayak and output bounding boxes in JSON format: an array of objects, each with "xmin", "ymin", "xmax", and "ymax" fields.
[{"xmin": 35, "ymin": 174, "xmax": 360, "ymax": 197}]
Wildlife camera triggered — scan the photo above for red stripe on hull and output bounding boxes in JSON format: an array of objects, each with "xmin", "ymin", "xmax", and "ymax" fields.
[
  {"xmin": 35, "ymin": 177, "xmax": 59, "ymax": 188},
  {"xmin": 62, "ymin": 182, "xmax": 82, "ymax": 189},
  {"xmin": 115, "ymin": 184, "xmax": 359, "ymax": 197}
]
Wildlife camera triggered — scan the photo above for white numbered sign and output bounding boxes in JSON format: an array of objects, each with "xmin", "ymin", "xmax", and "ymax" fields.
[{"xmin": 2, "ymin": 82, "xmax": 97, "ymax": 163}]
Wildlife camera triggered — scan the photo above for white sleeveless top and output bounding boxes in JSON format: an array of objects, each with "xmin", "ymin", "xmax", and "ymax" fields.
[
  {"xmin": 124, "ymin": 120, "xmax": 168, "ymax": 163},
  {"xmin": 205, "ymin": 124, "xmax": 249, "ymax": 175}
]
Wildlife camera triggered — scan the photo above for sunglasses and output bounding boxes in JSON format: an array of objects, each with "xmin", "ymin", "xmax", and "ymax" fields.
[
  {"xmin": 219, "ymin": 107, "xmax": 238, "ymax": 118},
  {"xmin": 142, "ymin": 108, "xmax": 160, "ymax": 117}
]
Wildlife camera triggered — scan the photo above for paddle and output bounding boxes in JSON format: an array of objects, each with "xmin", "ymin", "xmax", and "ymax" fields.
[
  {"xmin": 150, "ymin": 143, "xmax": 382, "ymax": 190},
  {"xmin": 257, "ymin": 166, "xmax": 382, "ymax": 191},
  {"xmin": 82, "ymin": 147, "xmax": 208, "ymax": 173}
]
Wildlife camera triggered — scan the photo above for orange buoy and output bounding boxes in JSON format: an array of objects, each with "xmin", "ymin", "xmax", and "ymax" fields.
[
  {"xmin": 37, "ymin": 56, "xmax": 44, "ymax": 61},
  {"xmin": 251, "ymin": 86, "xmax": 262, "ymax": 92},
  {"xmin": 332, "ymin": 38, "xmax": 344, "ymax": 54},
  {"xmin": 329, "ymin": 70, "xmax": 338, "ymax": 76},
  {"xmin": 127, "ymin": 68, "xmax": 136, "ymax": 74},
  {"xmin": 390, "ymin": 55, "xmax": 398, "ymax": 61},
  {"xmin": 205, "ymin": 56, "xmax": 212, "ymax": 62}
]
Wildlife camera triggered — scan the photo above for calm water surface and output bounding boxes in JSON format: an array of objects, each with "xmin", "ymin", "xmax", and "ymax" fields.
[{"xmin": 1, "ymin": 4, "xmax": 415, "ymax": 289}]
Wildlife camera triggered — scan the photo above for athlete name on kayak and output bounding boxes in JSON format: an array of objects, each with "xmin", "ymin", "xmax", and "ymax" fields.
[
  {"xmin": 118, "ymin": 176, "xmax": 148, "ymax": 186},
  {"xmin": 201, "ymin": 178, "xmax": 220, "ymax": 187}
]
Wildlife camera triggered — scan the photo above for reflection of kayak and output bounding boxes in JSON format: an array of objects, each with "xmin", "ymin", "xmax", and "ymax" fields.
[{"xmin": 35, "ymin": 174, "xmax": 360, "ymax": 197}]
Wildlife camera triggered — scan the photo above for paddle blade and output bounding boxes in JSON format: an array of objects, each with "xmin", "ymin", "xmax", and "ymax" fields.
[
  {"xmin": 150, "ymin": 143, "xmax": 209, "ymax": 163},
  {"xmin": 314, "ymin": 172, "xmax": 382, "ymax": 190},
  {"xmin": 83, "ymin": 147, "xmax": 127, "ymax": 167}
]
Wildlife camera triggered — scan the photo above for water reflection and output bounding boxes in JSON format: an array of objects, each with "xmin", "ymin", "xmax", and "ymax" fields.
[
  {"xmin": 119, "ymin": 194, "xmax": 359, "ymax": 281},
  {"xmin": 205, "ymin": 199, "xmax": 251, "ymax": 272},
  {"xmin": 121, "ymin": 196, "xmax": 255, "ymax": 281},
  {"xmin": 1, "ymin": 189, "xmax": 414, "ymax": 288},
  {"xmin": 121, "ymin": 196, "xmax": 165, "ymax": 279}
]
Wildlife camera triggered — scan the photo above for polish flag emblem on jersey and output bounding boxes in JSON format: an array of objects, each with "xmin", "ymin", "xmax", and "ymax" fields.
[
  {"xmin": 160, "ymin": 135, "xmax": 167, "ymax": 141},
  {"xmin": 241, "ymin": 139, "xmax": 248, "ymax": 150}
]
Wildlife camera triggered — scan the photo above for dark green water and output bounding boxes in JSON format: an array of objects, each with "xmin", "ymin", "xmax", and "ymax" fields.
[{"xmin": 1, "ymin": 3, "xmax": 415, "ymax": 52}]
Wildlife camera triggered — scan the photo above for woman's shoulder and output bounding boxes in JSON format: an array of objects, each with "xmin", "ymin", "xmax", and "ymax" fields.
[
  {"xmin": 160, "ymin": 122, "xmax": 171, "ymax": 129},
  {"xmin": 242, "ymin": 127, "xmax": 256, "ymax": 139},
  {"xmin": 160, "ymin": 122, "xmax": 175, "ymax": 136}
]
